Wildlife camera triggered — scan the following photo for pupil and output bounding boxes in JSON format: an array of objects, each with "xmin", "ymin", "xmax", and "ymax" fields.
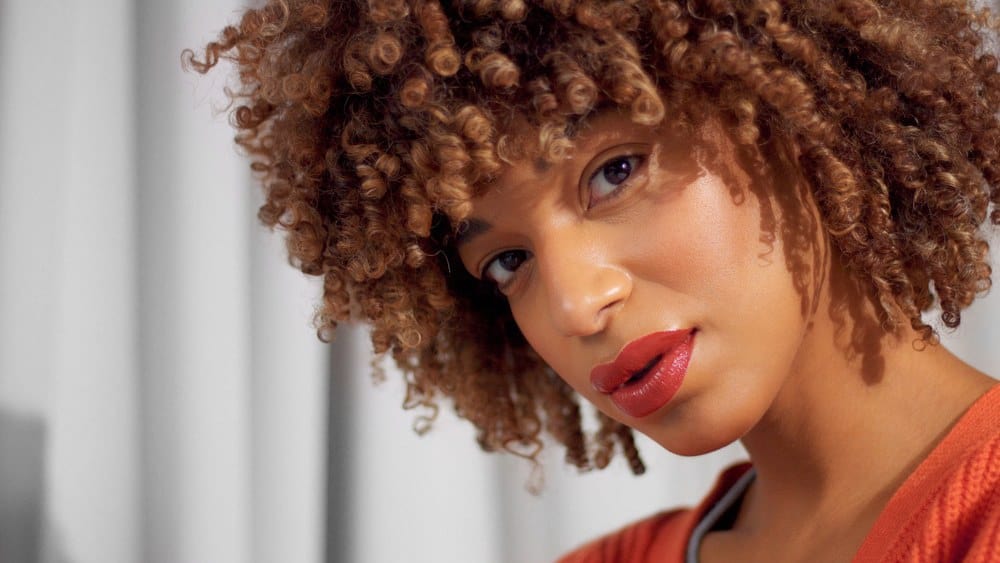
[
  {"xmin": 603, "ymin": 158, "xmax": 632, "ymax": 184},
  {"xmin": 499, "ymin": 251, "xmax": 523, "ymax": 270}
]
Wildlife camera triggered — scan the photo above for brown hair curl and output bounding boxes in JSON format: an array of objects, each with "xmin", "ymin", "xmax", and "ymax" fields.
[{"xmin": 186, "ymin": 0, "xmax": 1000, "ymax": 475}]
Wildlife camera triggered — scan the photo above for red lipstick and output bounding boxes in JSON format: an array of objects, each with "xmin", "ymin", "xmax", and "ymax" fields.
[{"xmin": 590, "ymin": 329, "xmax": 695, "ymax": 418}]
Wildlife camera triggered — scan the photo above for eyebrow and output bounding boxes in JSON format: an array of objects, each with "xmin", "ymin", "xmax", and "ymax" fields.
[{"xmin": 454, "ymin": 217, "xmax": 493, "ymax": 249}]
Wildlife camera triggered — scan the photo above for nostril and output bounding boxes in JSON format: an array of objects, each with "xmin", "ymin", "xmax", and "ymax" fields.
[{"xmin": 597, "ymin": 297, "xmax": 625, "ymax": 321}]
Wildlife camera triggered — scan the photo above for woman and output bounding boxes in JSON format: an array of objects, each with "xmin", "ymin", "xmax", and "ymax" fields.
[{"xmin": 188, "ymin": 0, "xmax": 1000, "ymax": 560}]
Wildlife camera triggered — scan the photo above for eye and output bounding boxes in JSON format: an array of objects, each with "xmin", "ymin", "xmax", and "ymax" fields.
[
  {"xmin": 482, "ymin": 249, "xmax": 531, "ymax": 288},
  {"xmin": 588, "ymin": 155, "xmax": 643, "ymax": 208}
]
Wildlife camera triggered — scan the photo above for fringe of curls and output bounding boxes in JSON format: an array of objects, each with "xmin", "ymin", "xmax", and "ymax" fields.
[{"xmin": 186, "ymin": 0, "xmax": 1000, "ymax": 478}]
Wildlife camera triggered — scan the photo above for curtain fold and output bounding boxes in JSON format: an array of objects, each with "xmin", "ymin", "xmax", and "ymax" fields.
[
  {"xmin": 1, "ymin": 1, "xmax": 326, "ymax": 562},
  {"xmin": 0, "ymin": 1, "xmax": 139, "ymax": 562}
]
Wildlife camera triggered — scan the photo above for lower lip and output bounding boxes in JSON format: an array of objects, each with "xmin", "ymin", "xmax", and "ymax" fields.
[{"xmin": 610, "ymin": 332, "xmax": 695, "ymax": 418}]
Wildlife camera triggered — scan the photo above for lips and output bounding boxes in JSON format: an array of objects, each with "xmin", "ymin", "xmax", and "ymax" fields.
[{"xmin": 590, "ymin": 329, "xmax": 695, "ymax": 418}]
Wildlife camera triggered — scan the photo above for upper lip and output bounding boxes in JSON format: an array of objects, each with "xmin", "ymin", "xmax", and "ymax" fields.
[{"xmin": 590, "ymin": 328, "xmax": 695, "ymax": 393}]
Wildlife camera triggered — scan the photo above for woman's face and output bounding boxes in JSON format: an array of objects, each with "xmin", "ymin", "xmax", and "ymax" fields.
[{"xmin": 456, "ymin": 111, "xmax": 827, "ymax": 455}]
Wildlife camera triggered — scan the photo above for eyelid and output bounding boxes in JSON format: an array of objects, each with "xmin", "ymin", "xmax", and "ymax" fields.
[
  {"xmin": 478, "ymin": 251, "xmax": 498, "ymax": 279},
  {"xmin": 581, "ymin": 145, "xmax": 650, "ymax": 209},
  {"xmin": 477, "ymin": 247, "xmax": 518, "ymax": 279},
  {"xmin": 480, "ymin": 250, "xmax": 531, "ymax": 294}
]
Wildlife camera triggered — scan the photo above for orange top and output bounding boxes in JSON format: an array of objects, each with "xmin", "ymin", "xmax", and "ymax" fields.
[{"xmin": 558, "ymin": 383, "xmax": 1000, "ymax": 563}]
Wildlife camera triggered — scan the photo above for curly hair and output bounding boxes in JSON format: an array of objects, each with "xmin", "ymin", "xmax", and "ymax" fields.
[{"xmin": 186, "ymin": 0, "xmax": 1000, "ymax": 475}]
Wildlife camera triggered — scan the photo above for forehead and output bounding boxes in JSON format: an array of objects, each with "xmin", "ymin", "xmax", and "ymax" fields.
[
  {"xmin": 452, "ymin": 112, "xmax": 709, "ymax": 255},
  {"xmin": 485, "ymin": 110, "xmax": 667, "ymax": 194},
  {"xmin": 500, "ymin": 110, "xmax": 664, "ymax": 153}
]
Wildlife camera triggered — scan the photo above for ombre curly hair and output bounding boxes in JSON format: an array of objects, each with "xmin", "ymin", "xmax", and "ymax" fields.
[{"xmin": 187, "ymin": 0, "xmax": 1000, "ymax": 475}]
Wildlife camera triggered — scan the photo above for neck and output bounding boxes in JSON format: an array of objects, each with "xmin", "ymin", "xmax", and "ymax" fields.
[{"xmin": 736, "ymin": 265, "xmax": 995, "ymax": 533}]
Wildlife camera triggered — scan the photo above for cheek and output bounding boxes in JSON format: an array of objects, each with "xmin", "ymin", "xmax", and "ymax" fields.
[
  {"xmin": 629, "ymin": 172, "xmax": 808, "ymax": 357},
  {"xmin": 509, "ymin": 313, "xmax": 591, "ymax": 415},
  {"xmin": 627, "ymin": 173, "xmax": 767, "ymax": 300},
  {"xmin": 509, "ymin": 292, "xmax": 605, "ymax": 401}
]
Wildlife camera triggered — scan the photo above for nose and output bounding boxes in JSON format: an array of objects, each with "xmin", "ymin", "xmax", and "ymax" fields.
[{"xmin": 538, "ymin": 238, "xmax": 632, "ymax": 337}]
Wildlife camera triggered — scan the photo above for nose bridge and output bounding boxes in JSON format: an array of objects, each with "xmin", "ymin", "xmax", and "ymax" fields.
[{"xmin": 538, "ymin": 226, "xmax": 631, "ymax": 336}]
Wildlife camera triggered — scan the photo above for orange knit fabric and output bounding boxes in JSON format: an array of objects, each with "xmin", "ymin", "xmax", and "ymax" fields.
[{"xmin": 558, "ymin": 383, "xmax": 1000, "ymax": 563}]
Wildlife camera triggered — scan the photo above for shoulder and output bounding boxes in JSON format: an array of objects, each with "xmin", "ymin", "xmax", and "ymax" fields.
[
  {"xmin": 862, "ymin": 385, "xmax": 1000, "ymax": 562},
  {"xmin": 556, "ymin": 463, "xmax": 753, "ymax": 563},
  {"xmin": 895, "ymin": 432, "xmax": 1000, "ymax": 561},
  {"xmin": 555, "ymin": 508, "xmax": 691, "ymax": 563}
]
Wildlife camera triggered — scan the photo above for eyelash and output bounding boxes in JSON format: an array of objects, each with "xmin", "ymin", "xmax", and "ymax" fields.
[
  {"xmin": 479, "ymin": 249, "xmax": 530, "ymax": 293},
  {"xmin": 479, "ymin": 152, "xmax": 646, "ymax": 290},
  {"xmin": 587, "ymin": 154, "xmax": 644, "ymax": 208}
]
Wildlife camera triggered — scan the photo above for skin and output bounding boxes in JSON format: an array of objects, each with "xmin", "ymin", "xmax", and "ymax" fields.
[{"xmin": 457, "ymin": 111, "xmax": 996, "ymax": 561}]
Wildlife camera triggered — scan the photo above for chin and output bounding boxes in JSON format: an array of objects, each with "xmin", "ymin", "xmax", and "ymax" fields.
[
  {"xmin": 638, "ymin": 423, "xmax": 741, "ymax": 457},
  {"xmin": 641, "ymin": 403, "xmax": 758, "ymax": 457},
  {"xmin": 660, "ymin": 434, "xmax": 740, "ymax": 457}
]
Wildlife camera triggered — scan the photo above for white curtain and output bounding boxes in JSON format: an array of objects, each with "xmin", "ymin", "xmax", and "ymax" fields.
[
  {"xmin": 0, "ymin": 1, "xmax": 997, "ymax": 563},
  {"xmin": 0, "ymin": 1, "xmax": 326, "ymax": 563}
]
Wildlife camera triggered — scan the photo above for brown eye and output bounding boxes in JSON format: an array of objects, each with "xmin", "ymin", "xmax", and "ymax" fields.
[
  {"xmin": 483, "ymin": 249, "xmax": 531, "ymax": 286},
  {"xmin": 603, "ymin": 158, "xmax": 633, "ymax": 183},
  {"xmin": 589, "ymin": 155, "xmax": 642, "ymax": 207}
]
